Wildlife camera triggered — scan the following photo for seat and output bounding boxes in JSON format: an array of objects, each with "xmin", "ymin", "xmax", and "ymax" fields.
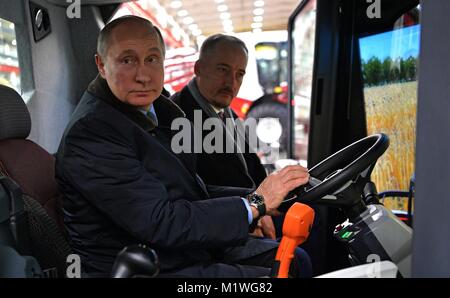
[{"xmin": 0, "ymin": 84, "xmax": 72, "ymax": 277}]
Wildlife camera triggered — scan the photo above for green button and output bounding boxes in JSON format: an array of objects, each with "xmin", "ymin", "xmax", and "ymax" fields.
[{"xmin": 341, "ymin": 231, "xmax": 353, "ymax": 239}]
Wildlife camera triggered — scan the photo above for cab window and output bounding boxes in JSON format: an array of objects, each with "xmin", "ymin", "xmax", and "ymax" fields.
[
  {"xmin": 359, "ymin": 6, "xmax": 420, "ymax": 211},
  {"xmin": 290, "ymin": 0, "xmax": 317, "ymax": 166},
  {"xmin": 0, "ymin": 17, "xmax": 20, "ymax": 92}
]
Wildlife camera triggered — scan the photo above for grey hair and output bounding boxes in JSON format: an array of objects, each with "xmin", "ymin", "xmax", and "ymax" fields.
[
  {"xmin": 199, "ymin": 34, "xmax": 248, "ymax": 60},
  {"xmin": 97, "ymin": 15, "xmax": 165, "ymax": 58}
]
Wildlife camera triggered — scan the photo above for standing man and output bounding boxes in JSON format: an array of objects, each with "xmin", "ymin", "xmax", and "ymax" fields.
[
  {"xmin": 171, "ymin": 34, "xmax": 274, "ymax": 238},
  {"xmin": 55, "ymin": 16, "xmax": 311, "ymax": 278}
]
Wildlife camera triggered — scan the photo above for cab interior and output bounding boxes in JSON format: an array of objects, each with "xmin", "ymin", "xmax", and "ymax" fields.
[{"xmin": 1, "ymin": 0, "xmax": 450, "ymax": 278}]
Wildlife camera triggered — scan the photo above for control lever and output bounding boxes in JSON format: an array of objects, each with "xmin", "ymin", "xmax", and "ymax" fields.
[
  {"xmin": 111, "ymin": 244, "xmax": 159, "ymax": 278},
  {"xmin": 271, "ymin": 203, "xmax": 315, "ymax": 278}
]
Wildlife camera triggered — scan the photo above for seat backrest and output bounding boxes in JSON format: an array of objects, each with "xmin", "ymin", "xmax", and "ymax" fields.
[
  {"xmin": 0, "ymin": 84, "xmax": 71, "ymax": 277},
  {"xmin": 0, "ymin": 139, "xmax": 65, "ymax": 230}
]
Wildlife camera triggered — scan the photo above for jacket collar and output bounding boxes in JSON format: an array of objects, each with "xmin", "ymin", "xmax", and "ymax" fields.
[{"xmin": 87, "ymin": 75, "xmax": 185, "ymax": 131}]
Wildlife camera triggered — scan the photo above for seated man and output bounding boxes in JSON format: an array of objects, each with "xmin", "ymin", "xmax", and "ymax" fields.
[
  {"xmin": 55, "ymin": 15, "xmax": 312, "ymax": 278},
  {"xmin": 171, "ymin": 34, "xmax": 275, "ymax": 239},
  {"xmin": 171, "ymin": 34, "xmax": 266, "ymax": 190}
]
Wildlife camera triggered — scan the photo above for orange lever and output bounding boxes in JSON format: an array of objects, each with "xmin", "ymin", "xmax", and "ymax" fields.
[{"xmin": 272, "ymin": 202, "xmax": 315, "ymax": 278}]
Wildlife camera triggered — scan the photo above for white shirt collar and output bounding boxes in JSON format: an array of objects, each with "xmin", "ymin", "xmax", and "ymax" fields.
[{"xmin": 209, "ymin": 104, "xmax": 224, "ymax": 114}]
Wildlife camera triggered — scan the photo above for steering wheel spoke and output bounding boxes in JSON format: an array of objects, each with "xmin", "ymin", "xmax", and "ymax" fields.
[{"xmin": 278, "ymin": 134, "xmax": 389, "ymax": 214}]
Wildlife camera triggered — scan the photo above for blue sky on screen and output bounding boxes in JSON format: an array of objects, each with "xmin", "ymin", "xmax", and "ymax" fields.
[{"xmin": 359, "ymin": 25, "xmax": 421, "ymax": 62}]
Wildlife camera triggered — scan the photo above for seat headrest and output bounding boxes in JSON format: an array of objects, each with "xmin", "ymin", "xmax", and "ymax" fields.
[{"xmin": 0, "ymin": 84, "xmax": 31, "ymax": 140}]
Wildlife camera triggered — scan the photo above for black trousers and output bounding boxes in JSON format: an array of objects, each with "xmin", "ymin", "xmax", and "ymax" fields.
[{"xmin": 160, "ymin": 238, "xmax": 312, "ymax": 278}]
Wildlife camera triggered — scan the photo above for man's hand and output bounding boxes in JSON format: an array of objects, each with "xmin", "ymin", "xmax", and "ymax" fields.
[
  {"xmin": 250, "ymin": 226, "xmax": 264, "ymax": 238},
  {"xmin": 259, "ymin": 216, "xmax": 276, "ymax": 239},
  {"xmin": 249, "ymin": 216, "xmax": 276, "ymax": 239},
  {"xmin": 256, "ymin": 165, "xmax": 309, "ymax": 216}
]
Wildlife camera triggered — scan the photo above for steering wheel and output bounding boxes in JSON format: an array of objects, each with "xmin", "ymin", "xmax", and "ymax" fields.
[{"xmin": 278, "ymin": 134, "xmax": 389, "ymax": 213}]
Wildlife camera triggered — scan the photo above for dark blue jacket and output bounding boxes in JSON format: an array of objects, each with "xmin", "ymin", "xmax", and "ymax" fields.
[
  {"xmin": 171, "ymin": 83, "xmax": 267, "ymax": 189},
  {"xmin": 55, "ymin": 76, "xmax": 276, "ymax": 277}
]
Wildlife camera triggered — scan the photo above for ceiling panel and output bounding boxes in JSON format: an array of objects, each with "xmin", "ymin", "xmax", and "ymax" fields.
[{"xmin": 159, "ymin": 0, "xmax": 301, "ymax": 37}]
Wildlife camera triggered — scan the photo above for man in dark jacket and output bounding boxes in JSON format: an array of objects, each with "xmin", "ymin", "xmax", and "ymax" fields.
[
  {"xmin": 171, "ymin": 34, "xmax": 275, "ymax": 238},
  {"xmin": 55, "ymin": 16, "xmax": 311, "ymax": 278},
  {"xmin": 172, "ymin": 35, "xmax": 266, "ymax": 189}
]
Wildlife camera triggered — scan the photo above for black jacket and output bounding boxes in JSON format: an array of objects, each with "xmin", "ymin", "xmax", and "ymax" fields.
[
  {"xmin": 55, "ymin": 76, "xmax": 276, "ymax": 276},
  {"xmin": 171, "ymin": 83, "xmax": 267, "ymax": 189}
]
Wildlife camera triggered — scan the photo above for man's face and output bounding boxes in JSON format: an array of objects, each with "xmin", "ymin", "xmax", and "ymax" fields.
[
  {"xmin": 195, "ymin": 42, "xmax": 248, "ymax": 109},
  {"xmin": 95, "ymin": 22, "xmax": 164, "ymax": 110}
]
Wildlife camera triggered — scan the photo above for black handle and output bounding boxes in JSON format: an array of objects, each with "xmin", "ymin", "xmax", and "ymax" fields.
[{"xmin": 111, "ymin": 244, "xmax": 159, "ymax": 278}]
